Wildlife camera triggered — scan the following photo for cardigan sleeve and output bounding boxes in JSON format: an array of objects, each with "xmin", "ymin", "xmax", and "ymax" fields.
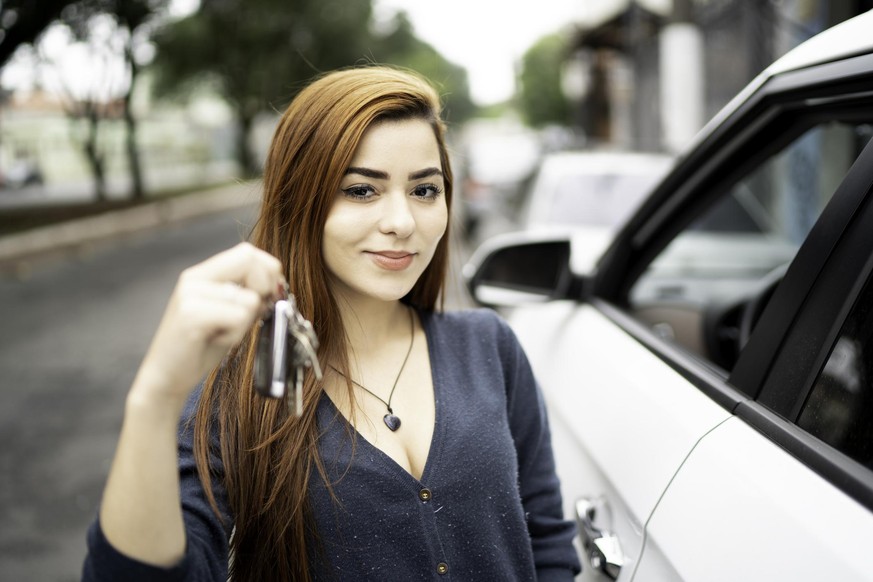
[
  {"xmin": 494, "ymin": 313, "xmax": 582, "ymax": 581},
  {"xmin": 81, "ymin": 387, "xmax": 232, "ymax": 582}
]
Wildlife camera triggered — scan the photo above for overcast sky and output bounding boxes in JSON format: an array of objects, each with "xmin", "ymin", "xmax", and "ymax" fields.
[{"xmin": 373, "ymin": 0, "xmax": 584, "ymax": 105}]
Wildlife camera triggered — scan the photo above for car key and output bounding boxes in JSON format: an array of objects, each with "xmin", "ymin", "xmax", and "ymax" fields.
[{"xmin": 253, "ymin": 292, "xmax": 322, "ymax": 416}]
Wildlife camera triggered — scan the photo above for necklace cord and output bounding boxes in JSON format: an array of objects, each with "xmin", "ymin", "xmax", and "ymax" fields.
[{"xmin": 330, "ymin": 308, "xmax": 415, "ymax": 414}]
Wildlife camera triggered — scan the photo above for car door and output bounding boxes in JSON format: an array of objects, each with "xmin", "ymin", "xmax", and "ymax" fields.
[
  {"xmin": 510, "ymin": 299, "xmax": 733, "ymax": 582},
  {"xmin": 585, "ymin": 52, "xmax": 873, "ymax": 580},
  {"xmin": 635, "ymin": 139, "xmax": 873, "ymax": 580}
]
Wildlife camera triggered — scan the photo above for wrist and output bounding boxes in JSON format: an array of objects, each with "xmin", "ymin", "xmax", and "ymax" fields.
[{"xmin": 127, "ymin": 366, "xmax": 190, "ymax": 419}]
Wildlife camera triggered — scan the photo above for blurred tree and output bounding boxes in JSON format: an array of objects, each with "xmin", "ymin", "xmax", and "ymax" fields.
[
  {"xmin": 49, "ymin": 8, "xmax": 122, "ymax": 201},
  {"xmin": 8, "ymin": 0, "xmax": 168, "ymax": 200},
  {"xmin": 104, "ymin": 0, "xmax": 169, "ymax": 200},
  {"xmin": 151, "ymin": 0, "xmax": 375, "ymax": 177},
  {"xmin": 46, "ymin": 1, "xmax": 166, "ymax": 201},
  {"xmin": 369, "ymin": 11, "xmax": 476, "ymax": 126},
  {"xmin": 518, "ymin": 33, "xmax": 571, "ymax": 127}
]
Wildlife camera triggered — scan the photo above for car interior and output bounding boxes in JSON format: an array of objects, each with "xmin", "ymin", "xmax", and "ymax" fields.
[{"xmin": 628, "ymin": 119, "xmax": 873, "ymax": 373}]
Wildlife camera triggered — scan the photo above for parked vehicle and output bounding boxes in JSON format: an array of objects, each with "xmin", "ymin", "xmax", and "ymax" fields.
[
  {"xmin": 0, "ymin": 157, "xmax": 43, "ymax": 191},
  {"xmin": 520, "ymin": 150, "xmax": 672, "ymax": 230},
  {"xmin": 517, "ymin": 150, "xmax": 673, "ymax": 273},
  {"xmin": 466, "ymin": 10, "xmax": 873, "ymax": 581}
]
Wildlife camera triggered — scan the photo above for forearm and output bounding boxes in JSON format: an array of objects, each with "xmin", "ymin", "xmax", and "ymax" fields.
[
  {"xmin": 89, "ymin": 242, "xmax": 284, "ymax": 571},
  {"xmin": 99, "ymin": 371, "xmax": 189, "ymax": 567}
]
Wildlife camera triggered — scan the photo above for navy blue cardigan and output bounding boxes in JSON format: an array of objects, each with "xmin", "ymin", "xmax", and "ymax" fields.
[{"xmin": 83, "ymin": 309, "xmax": 581, "ymax": 580}]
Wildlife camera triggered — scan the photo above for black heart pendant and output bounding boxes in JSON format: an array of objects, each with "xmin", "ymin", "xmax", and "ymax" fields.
[{"xmin": 383, "ymin": 413, "xmax": 401, "ymax": 431}]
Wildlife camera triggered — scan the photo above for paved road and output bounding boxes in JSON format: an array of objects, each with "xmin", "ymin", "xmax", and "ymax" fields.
[
  {"xmin": 0, "ymin": 203, "xmax": 474, "ymax": 580},
  {"xmin": 0, "ymin": 205, "xmax": 260, "ymax": 580}
]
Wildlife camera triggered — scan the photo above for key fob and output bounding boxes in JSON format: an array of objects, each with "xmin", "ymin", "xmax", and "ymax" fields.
[{"xmin": 253, "ymin": 294, "xmax": 322, "ymax": 415}]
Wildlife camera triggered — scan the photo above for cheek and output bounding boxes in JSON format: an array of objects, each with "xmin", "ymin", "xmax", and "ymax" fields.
[
  {"xmin": 321, "ymin": 208, "xmax": 353, "ymax": 270},
  {"xmin": 423, "ymin": 204, "xmax": 449, "ymax": 244}
]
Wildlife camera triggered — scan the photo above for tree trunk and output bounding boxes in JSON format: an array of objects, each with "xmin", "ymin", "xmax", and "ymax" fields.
[
  {"xmin": 123, "ymin": 46, "xmax": 145, "ymax": 200},
  {"xmin": 236, "ymin": 111, "xmax": 258, "ymax": 178},
  {"xmin": 85, "ymin": 110, "xmax": 107, "ymax": 201}
]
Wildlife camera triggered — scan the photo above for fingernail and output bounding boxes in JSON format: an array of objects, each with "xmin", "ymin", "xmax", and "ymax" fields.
[{"xmin": 277, "ymin": 280, "xmax": 289, "ymax": 298}]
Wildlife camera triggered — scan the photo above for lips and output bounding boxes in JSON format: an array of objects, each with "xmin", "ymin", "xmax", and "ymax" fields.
[{"xmin": 366, "ymin": 251, "xmax": 416, "ymax": 271}]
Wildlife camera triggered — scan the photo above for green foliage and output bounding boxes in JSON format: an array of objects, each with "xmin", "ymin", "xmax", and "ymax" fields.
[
  {"xmin": 57, "ymin": 0, "xmax": 167, "ymax": 42},
  {"xmin": 150, "ymin": 3, "xmax": 475, "ymax": 173},
  {"xmin": 151, "ymin": 0, "xmax": 375, "ymax": 116},
  {"xmin": 518, "ymin": 33, "xmax": 570, "ymax": 127},
  {"xmin": 150, "ymin": 0, "xmax": 378, "ymax": 174},
  {"xmin": 0, "ymin": 0, "xmax": 77, "ymax": 65}
]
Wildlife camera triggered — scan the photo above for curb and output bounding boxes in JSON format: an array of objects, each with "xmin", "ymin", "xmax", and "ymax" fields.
[{"xmin": 0, "ymin": 181, "xmax": 261, "ymax": 275}]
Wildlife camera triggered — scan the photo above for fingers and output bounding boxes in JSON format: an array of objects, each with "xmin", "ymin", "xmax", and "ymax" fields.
[
  {"xmin": 133, "ymin": 244, "xmax": 289, "ymax": 401},
  {"xmin": 184, "ymin": 242, "xmax": 285, "ymax": 301},
  {"xmin": 202, "ymin": 281, "xmax": 262, "ymax": 310},
  {"xmin": 190, "ymin": 294, "xmax": 261, "ymax": 348},
  {"xmin": 174, "ymin": 244, "xmax": 286, "ymax": 348},
  {"xmin": 173, "ymin": 278, "xmax": 262, "ymax": 340}
]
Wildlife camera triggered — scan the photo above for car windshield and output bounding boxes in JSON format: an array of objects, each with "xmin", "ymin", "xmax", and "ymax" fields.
[{"xmin": 548, "ymin": 172, "xmax": 662, "ymax": 227}]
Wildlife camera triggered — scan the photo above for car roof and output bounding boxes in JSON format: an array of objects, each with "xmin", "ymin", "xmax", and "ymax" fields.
[
  {"xmin": 764, "ymin": 9, "xmax": 873, "ymax": 76},
  {"xmin": 686, "ymin": 9, "xmax": 873, "ymax": 158}
]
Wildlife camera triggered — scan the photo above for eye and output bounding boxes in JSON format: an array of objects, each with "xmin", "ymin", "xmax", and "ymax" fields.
[
  {"xmin": 411, "ymin": 183, "xmax": 443, "ymax": 200},
  {"xmin": 342, "ymin": 184, "xmax": 376, "ymax": 200}
]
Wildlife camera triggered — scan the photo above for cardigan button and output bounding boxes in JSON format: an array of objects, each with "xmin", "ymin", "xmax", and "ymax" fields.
[
  {"xmin": 436, "ymin": 562, "xmax": 449, "ymax": 575},
  {"xmin": 419, "ymin": 488, "xmax": 432, "ymax": 502}
]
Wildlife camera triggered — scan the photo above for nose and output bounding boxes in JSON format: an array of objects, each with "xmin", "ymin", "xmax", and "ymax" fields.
[{"xmin": 378, "ymin": 191, "xmax": 415, "ymax": 238}]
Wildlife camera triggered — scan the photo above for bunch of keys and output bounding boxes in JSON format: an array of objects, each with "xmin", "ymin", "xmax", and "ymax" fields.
[{"xmin": 253, "ymin": 287, "xmax": 323, "ymax": 416}]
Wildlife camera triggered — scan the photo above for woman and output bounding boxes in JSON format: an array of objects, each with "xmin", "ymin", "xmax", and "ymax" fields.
[{"xmin": 83, "ymin": 66, "xmax": 580, "ymax": 581}]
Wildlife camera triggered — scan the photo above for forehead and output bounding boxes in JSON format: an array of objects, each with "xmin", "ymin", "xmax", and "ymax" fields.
[{"xmin": 350, "ymin": 119, "xmax": 441, "ymax": 168}]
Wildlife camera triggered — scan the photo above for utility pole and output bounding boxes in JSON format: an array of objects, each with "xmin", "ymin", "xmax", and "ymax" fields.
[{"xmin": 659, "ymin": 0, "xmax": 704, "ymax": 153}]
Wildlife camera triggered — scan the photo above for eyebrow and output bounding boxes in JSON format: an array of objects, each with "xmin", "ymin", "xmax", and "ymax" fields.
[
  {"xmin": 344, "ymin": 166, "xmax": 443, "ymax": 181},
  {"xmin": 409, "ymin": 167, "xmax": 443, "ymax": 180},
  {"xmin": 345, "ymin": 167, "xmax": 388, "ymax": 180}
]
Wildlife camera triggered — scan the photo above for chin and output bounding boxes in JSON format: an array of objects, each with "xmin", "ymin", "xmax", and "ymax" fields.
[
  {"xmin": 369, "ymin": 283, "xmax": 418, "ymax": 303},
  {"xmin": 329, "ymin": 264, "xmax": 426, "ymax": 304},
  {"xmin": 332, "ymin": 276, "xmax": 415, "ymax": 304}
]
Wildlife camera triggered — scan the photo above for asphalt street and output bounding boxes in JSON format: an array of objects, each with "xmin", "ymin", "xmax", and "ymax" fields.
[
  {"xmin": 0, "ymin": 201, "xmax": 474, "ymax": 580},
  {"xmin": 0, "ymin": 205, "xmax": 261, "ymax": 580}
]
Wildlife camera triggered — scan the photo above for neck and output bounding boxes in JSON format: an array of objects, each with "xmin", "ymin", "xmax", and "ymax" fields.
[{"xmin": 334, "ymin": 295, "xmax": 412, "ymax": 362}]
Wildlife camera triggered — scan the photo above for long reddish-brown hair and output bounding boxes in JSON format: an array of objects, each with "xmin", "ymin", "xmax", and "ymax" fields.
[{"xmin": 193, "ymin": 66, "xmax": 453, "ymax": 581}]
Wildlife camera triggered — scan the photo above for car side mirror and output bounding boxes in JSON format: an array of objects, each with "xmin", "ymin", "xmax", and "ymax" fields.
[{"xmin": 463, "ymin": 232, "xmax": 589, "ymax": 307}]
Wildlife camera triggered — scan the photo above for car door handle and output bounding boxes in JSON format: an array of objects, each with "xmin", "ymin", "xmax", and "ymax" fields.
[{"xmin": 576, "ymin": 497, "xmax": 624, "ymax": 580}]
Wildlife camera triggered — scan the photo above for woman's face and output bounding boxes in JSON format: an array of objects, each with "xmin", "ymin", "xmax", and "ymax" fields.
[{"xmin": 323, "ymin": 118, "xmax": 448, "ymax": 305}]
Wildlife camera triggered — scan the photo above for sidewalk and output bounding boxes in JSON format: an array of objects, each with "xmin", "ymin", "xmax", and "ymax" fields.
[{"xmin": 0, "ymin": 181, "xmax": 261, "ymax": 276}]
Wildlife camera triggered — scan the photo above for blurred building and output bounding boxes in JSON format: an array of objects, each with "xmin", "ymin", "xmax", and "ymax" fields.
[{"xmin": 565, "ymin": 0, "xmax": 873, "ymax": 154}]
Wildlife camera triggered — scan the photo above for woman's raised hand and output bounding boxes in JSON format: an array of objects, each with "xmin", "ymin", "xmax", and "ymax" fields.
[{"xmin": 131, "ymin": 242, "xmax": 286, "ymax": 408}]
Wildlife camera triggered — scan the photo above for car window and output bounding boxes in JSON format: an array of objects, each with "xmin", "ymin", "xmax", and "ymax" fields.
[
  {"xmin": 798, "ymin": 272, "xmax": 873, "ymax": 471},
  {"xmin": 628, "ymin": 120, "xmax": 873, "ymax": 370}
]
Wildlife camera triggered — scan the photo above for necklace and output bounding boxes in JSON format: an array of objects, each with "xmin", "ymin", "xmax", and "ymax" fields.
[{"xmin": 331, "ymin": 308, "xmax": 414, "ymax": 432}]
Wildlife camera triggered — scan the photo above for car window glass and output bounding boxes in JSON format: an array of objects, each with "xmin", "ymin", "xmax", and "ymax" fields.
[
  {"xmin": 628, "ymin": 121, "xmax": 873, "ymax": 371},
  {"xmin": 548, "ymin": 173, "xmax": 661, "ymax": 227},
  {"xmin": 798, "ymin": 273, "xmax": 873, "ymax": 471}
]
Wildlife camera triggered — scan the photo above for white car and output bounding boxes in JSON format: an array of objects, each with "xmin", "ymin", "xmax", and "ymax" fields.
[
  {"xmin": 518, "ymin": 150, "xmax": 674, "ymax": 273},
  {"xmin": 520, "ymin": 150, "xmax": 673, "ymax": 231},
  {"xmin": 466, "ymin": 10, "xmax": 873, "ymax": 582}
]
